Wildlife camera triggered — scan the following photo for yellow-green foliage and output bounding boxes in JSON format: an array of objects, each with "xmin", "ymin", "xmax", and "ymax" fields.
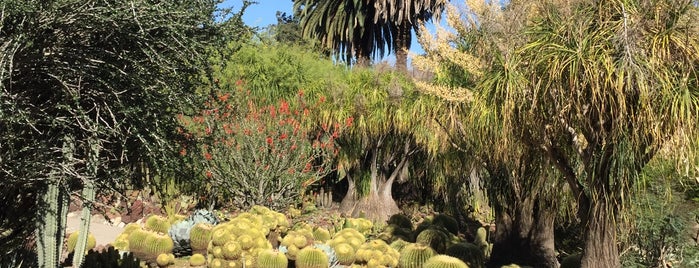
[
  {"xmin": 355, "ymin": 239, "xmax": 399, "ymax": 267},
  {"xmin": 66, "ymin": 231, "xmax": 97, "ymax": 254},
  {"xmin": 424, "ymin": 255, "xmax": 470, "ymax": 268},
  {"xmin": 257, "ymin": 249, "xmax": 289, "ymax": 268},
  {"xmin": 145, "ymin": 215, "xmax": 171, "ymax": 234},
  {"xmin": 296, "ymin": 247, "xmax": 329, "ymax": 268},
  {"xmin": 473, "ymin": 227, "xmax": 491, "ymax": 258},
  {"xmin": 189, "ymin": 253, "xmax": 207, "ymax": 266},
  {"xmin": 445, "ymin": 242, "xmax": 485, "ymax": 268},
  {"xmin": 189, "ymin": 223, "xmax": 213, "ymax": 252},
  {"xmin": 205, "ymin": 215, "xmax": 272, "ymax": 266},
  {"xmin": 399, "ymin": 243, "xmax": 437, "ymax": 268}
]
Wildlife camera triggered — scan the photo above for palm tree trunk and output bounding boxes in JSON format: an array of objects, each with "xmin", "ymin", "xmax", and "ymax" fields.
[
  {"xmin": 579, "ymin": 180, "xmax": 620, "ymax": 268},
  {"xmin": 392, "ymin": 21, "xmax": 412, "ymax": 73}
]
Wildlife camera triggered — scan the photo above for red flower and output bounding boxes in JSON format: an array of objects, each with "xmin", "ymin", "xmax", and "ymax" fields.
[
  {"xmin": 204, "ymin": 152, "xmax": 212, "ymax": 160},
  {"xmin": 218, "ymin": 93, "xmax": 230, "ymax": 102},
  {"xmin": 345, "ymin": 116, "xmax": 354, "ymax": 127},
  {"xmin": 319, "ymin": 96, "xmax": 326, "ymax": 103},
  {"xmin": 179, "ymin": 148, "xmax": 187, "ymax": 156},
  {"xmin": 266, "ymin": 137, "xmax": 273, "ymax": 145},
  {"xmin": 206, "ymin": 170, "xmax": 213, "ymax": 178},
  {"xmin": 298, "ymin": 89, "xmax": 304, "ymax": 97},
  {"xmin": 279, "ymin": 100, "xmax": 290, "ymax": 115},
  {"xmin": 280, "ymin": 133, "xmax": 288, "ymax": 140}
]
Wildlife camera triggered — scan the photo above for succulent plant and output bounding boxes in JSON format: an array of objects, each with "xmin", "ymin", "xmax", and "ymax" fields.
[
  {"xmin": 416, "ymin": 228, "xmax": 450, "ymax": 254},
  {"xmin": 312, "ymin": 227, "xmax": 331, "ymax": 242},
  {"xmin": 355, "ymin": 239, "xmax": 400, "ymax": 267},
  {"xmin": 257, "ymin": 249, "xmax": 289, "ymax": 268},
  {"xmin": 387, "ymin": 213, "xmax": 413, "ymax": 230},
  {"xmin": 560, "ymin": 253, "xmax": 581, "ymax": 268},
  {"xmin": 424, "ymin": 255, "xmax": 470, "ymax": 268},
  {"xmin": 432, "ymin": 214, "xmax": 459, "ymax": 235},
  {"xmin": 331, "ymin": 243, "xmax": 355, "ymax": 265},
  {"xmin": 296, "ymin": 247, "xmax": 329, "ymax": 268},
  {"xmin": 156, "ymin": 253, "xmax": 172, "ymax": 267},
  {"xmin": 168, "ymin": 209, "xmax": 219, "ymax": 256},
  {"xmin": 189, "ymin": 253, "xmax": 207, "ymax": 266},
  {"xmin": 445, "ymin": 242, "xmax": 485, "ymax": 268},
  {"xmin": 145, "ymin": 215, "xmax": 171, "ymax": 234},
  {"xmin": 66, "ymin": 231, "xmax": 96, "ymax": 254},
  {"xmin": 399, "ymin": 243, "xmax": 437, "ymax": 268},
  {"xmin": 222, "ymin": 241, "xmax": 243, "ymax": 260},
  {"xmin": 390, "ymin": 238, "xmax": 410, "ymax": 252},
  {"xmin": 189, "ymin": 223, "xmax": 213, "ymax": 254}
]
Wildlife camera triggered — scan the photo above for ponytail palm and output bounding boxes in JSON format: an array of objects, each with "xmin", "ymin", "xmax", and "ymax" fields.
[{"xmin": 483, "ymin": 1, "xmax": 699, "ymax": 266}]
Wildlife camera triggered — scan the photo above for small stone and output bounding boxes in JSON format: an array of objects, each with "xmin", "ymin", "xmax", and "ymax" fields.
[
  {"xmin": 117, "ymin": 222, "xmax": 125, "ymax": 228},
  {"xmin": 67, "ymin": 212, "xmax": 77, "ymax": 218}
]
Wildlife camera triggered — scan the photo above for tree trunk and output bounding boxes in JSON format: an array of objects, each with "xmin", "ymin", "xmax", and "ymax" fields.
[
  {"xmin": 488, "ymin": 197, "xmax": 558, "ymax": 268},
  {"xmin": 579, "ymin": 194, "xmax": 620, "ymax": 268},
  {"xmin": 392, "ymin": 21, "xmax": 412, "ymax": 73}
]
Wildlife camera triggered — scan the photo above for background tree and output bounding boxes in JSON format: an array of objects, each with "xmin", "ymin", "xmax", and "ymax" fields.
[
  {"xmin": 293, "ymin": 0, "xmax": 445, "ymax": 70},
  {"xmin": 0, "ymin": 0, "xmax": 244, "ymax": 266},
  {"xmin": 482, "ymin": 0, "xmax": 699, "ymax": 266},
  {"xmin": 413, "ymin": 1, "xmax": 563, "ymax": 267}
]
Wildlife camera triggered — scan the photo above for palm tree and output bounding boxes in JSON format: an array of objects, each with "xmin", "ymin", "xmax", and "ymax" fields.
[
  {"xmin": 373, "ymin": 0, "xmax": 447, "ymax": 71},
  {"xmin": 294, "ymin": 0, "xmax": 445, "ymax": 70},
  {"xmin": 294, "ymin": 0, "xmax": 391, "ymax": 66}
]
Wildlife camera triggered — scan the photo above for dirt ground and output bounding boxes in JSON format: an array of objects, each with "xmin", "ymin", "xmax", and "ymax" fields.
[{"xmin": 64, "ymin": 213, "xmax": 124, "ymax": 247}]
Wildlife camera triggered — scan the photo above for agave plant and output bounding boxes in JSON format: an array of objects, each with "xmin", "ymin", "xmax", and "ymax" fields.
[{"xmin": 168, "ymin": 209, "xmax": 219, "ymax": 256}]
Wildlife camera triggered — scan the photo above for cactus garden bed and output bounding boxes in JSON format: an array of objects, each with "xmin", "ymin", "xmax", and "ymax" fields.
[{"xmin": 61, "ymin": 201, "xmax": 516, "ymax": 268}]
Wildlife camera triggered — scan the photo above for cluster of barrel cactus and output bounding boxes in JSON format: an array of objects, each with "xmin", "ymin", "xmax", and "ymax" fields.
[{"xmin": 103, "ymin": 206, "xmax": 501, "ymax": 268}]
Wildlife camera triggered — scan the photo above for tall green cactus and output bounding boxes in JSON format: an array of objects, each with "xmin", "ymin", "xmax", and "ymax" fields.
[
  {"xmin": 36, "ymin": 181, "xmax": 66, "ymax": 267},
  {"xmin": 72, "ymin": 181, "xmax": 96, "ymax": 267},
  {"xmin": 73, "ymin": 138, "xmax": 100, "ymax": 267},
  {"xmin": 36, "ymin": 136, "xmax": 72, "ymax": 267}
]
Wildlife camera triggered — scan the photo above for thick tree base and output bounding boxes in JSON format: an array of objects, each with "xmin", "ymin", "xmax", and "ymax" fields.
[{"xmin": 340, "ymin": 192, "xmax": 400, "ymax": 222}]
